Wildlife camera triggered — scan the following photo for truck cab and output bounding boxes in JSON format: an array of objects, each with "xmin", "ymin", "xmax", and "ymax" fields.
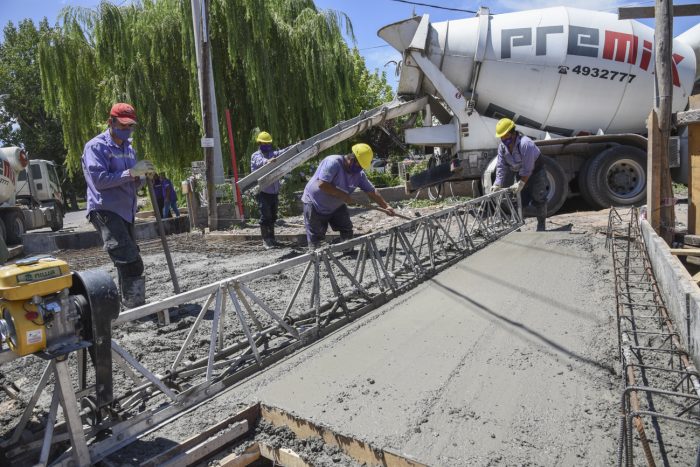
[{"xmin": 15, "ymin": 160, "xmax": 64, "ymax": 207}]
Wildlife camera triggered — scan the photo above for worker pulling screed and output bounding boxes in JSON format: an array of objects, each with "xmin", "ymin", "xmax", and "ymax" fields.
[
  {"xmin": 82, "ymin": 103, "xmax": 155, "ymax": 308},
  {"xmin": 250, "ymin": 131, "xmax": 284, "ymax": 249},
  {"xmin": 491, "ymin": 118, "xmax": 548, "ymax": 231},
  {"xmin": 301, "ymin": 143, "xmax": 395, "ymax": 250}
]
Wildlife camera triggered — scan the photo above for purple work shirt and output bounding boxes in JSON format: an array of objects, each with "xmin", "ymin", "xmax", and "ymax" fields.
[
  {"xmin": 251, "ymin": 148, "xmax": 282, "ymax": 194},
  {"xmin": 161, "ymin": 177, "xmax": 176, "ymax": 201},
  {"xmin": 81, "ymin": 129, "xmax": 142, "ymax": 223},
  {"xmin": 494, "ymin": 134, "xmax": 541, "ymax": 186},
  {"xmin": 301, "ymin": 155, "xmax": 375, "ymax": 215}
]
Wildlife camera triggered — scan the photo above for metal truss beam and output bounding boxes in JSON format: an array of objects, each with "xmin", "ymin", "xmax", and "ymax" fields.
[{"xmin": 1, "ymin": 190, "xmax": 522, "ymax": 464}]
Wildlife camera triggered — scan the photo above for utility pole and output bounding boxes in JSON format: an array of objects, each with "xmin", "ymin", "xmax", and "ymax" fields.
[
  {"xmin": 619, "ymin": 3, "xmax": 700, "ymax": 243},
  {"xmin": 192, "ymin": 0, "xmax": 218, "ymax": 230},
  {"xmin": 652, "ymin": 0, "xmax": 675, "ymax": 243}
]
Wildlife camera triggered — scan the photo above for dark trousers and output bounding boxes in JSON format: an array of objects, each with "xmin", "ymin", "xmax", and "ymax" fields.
[
  {"xmin": 522, "ymin": 165, "xmax": 548, "ymax": 220},
  {"xmin": 89, "ymin": 210, "xmax": 144, "ymax": 278},
  {"xmin": 303, "ymin": 203, "xmax": 353, "ymax": 246},
  {"xmin": 500, "ymin": 162, "xmax": 547, "ymax": 221},
  {"xmin": 256, "ymin": 192, "xmax": 279, "ymax": 227}
]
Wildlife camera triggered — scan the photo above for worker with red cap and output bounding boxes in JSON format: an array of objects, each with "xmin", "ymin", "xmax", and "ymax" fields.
[{"xmin": 81, "ymin": 103, "xmax": 155, "ymax": 308}]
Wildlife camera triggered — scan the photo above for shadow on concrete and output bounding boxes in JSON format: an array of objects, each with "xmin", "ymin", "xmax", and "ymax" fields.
[
  {"xmin": 454, "ymin": 263, "xmax": 601, "ymax": 322},
  {"xmin": 545, "ymin": 223, "xmax": 574, "ymax": 232},
  {"xmin": 430, "ymin": 278, "xmax": 616, "ymax": 374}
]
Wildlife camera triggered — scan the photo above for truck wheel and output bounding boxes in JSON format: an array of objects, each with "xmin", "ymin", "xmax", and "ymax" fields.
[
  {"xmin": 0, "ymin": 218, "xmax": 7, "ymax": 246},
  {"xmin": 577, "ymin": 157, "xmax": 602, "ymax": 209},
  {"xmin": 50, "ymin": 203, "xmax": 64, "ymax": 231},
  {"xmin": 524, "ymin": 156, "xmax": 568, "ymax": 217},
  {"xmin": 587, "ymin": 146, "xmax": 646, "ymax": 208},
  {"xmin": 3, "ymin": 211, "xmax": 25, "ymax": 245}
]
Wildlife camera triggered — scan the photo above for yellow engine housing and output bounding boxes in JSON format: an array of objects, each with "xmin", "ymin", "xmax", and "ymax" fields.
[{"xmin": 0, "ymin": 257, "xmax": 72, "ymax": 356}]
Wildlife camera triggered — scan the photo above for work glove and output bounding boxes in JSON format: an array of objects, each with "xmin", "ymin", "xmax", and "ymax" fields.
[
  {"xmin": 489, "ymin": 184, "xmax": 502, "ymax": 193},
  {"xmin": 510, "ymin": 180, "xmax": 526, "ymax": 194},
  {"xmin": 130, "ymin": 160, "xmax": 155, "ymax": 177}
]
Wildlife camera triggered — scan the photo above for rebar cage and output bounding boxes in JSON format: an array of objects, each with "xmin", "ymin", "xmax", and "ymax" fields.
[{"xmin": 607, "ymin": 207, "xmax": 700, "ymax": 467}]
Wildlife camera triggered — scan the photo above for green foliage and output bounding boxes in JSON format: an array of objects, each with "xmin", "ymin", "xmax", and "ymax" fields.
[
  {"xmin": 672, "ymin": 182, "xmax": 687, "ymax": 196},
  {"xmin": 348, "ymin": 48, "xmax": 393, "ymax": 114},
  {"xmin": 365, "ymin": 170, "xmax": 401, "ymax": 188},
  {"xmin": 407, "ymin": 160, "xmax": 428, "ymax": 176},
  {"xmin": 404, "ymin": 195, "xmax": 472, "ymax": 209},
  {"xmin": 38, "ymin": 0, "xmax": 391, "ymax": 184},
  {"xmin": 0, "ymin": 19, "xmax": 65, "ymax": 161}
]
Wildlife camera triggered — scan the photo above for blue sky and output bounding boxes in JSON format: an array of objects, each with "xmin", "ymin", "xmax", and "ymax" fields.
[{"xmin": 1, "ymin": 0, "xmax": 698, "ymax": 88}]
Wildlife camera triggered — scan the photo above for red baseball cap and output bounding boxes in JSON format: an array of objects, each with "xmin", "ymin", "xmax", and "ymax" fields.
[{"xmin": 110, "ymin": 103, "xmax": 137, "ymax": 125}]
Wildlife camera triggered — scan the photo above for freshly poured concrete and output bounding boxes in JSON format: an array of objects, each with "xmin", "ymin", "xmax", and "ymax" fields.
[{"xmin": 205, "ymin": 230, "xmax": 619, "ymax": 465}]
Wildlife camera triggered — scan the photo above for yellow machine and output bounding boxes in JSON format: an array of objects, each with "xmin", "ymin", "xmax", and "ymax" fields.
[{"xmin": 0, "ymin": 256, "xmax": 77, "ymax": 356}]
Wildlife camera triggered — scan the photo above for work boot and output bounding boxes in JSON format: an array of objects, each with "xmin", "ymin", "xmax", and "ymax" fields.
[
  {"xmin": 536, "ymin": 217, "xmax": 546, "ymax": 232},
  {"xmin": 337, "ymin": 235, "xmax": 356, "ymax": 256},
  {"xmin": 270, "ymin": 226, "xmax": 282, "ymax": 247},
  {"xmin": 261, "ymin": 226, "xmax": 274, "ymax": 250},
  {"xmin": 121, "ymin": 276, "xmax": 146, "ymax": 309}
]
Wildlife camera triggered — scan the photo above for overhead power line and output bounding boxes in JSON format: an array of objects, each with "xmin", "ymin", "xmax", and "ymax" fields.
[{"xmin": 389, "ymin": 0, "xmax": 476, "ymax": 14}]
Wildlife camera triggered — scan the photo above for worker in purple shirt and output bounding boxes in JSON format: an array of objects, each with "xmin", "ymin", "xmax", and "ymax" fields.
[
  {"xmin": 301, "ymin": 143, "xmax": 395, "ymax": 250},
  {"xmin": 81, "ymin": 103, "xmax": 155, "ymax": 308},
  {"xmin": 491, "ymin": 118, "xmax": 548, "ymax": 231},
  {"xmin": 161, "ymin": 175, "xmax": 180, "ymax": 218},
  {"xmin": 250, "ymin": 131, "xmax": 284, "ymax": 249}
]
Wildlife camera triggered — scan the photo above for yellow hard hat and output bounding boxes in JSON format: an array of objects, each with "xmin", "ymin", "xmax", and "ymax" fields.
[
  {"xmin": 495, "ymin": 118, "xmax": 516, "ymax": 138},
  {"xmin": 351, "ymin": 143, "xmax": 373, "ymax": 170},
  {"xmin": 256, "ymin": 131, "xmax": 273, "ymax": 144}
]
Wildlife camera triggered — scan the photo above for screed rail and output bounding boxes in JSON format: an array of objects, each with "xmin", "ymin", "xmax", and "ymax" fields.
[
  {"xmin": 607, "ymin": 208, "xmax": 700, "ymax": 467},
  {"xmin": 0, "ymin": 189, "xmax": 522, "ymax": 466}
]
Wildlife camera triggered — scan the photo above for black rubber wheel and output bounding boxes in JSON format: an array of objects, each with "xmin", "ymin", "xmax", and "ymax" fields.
[
  {"xmin": 587, "ymin": 145, "xmax": 646, "ymax": 208},
  {"xmin": 0, "ymin": 218, "xmax": 7, "ymax": 246},
  {"xmin": 577, "ymin": 157, "xmax": 601, "ymax": 209},
  {"xmin": 50, "ymin": 202, "xmax": 64, "ymax": 232},
  {"xmin": 523, "ymin": 156, "xmax": 569, "ymax": 218},
  {"xmin": 3, "ymin": 211, "xmax": 25, "ymax": 245}
]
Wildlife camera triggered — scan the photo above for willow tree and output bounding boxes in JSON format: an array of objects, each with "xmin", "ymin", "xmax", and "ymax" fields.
[{"xmin": 39, "ymin": 0, "xmax": 391, "ymax": 179}]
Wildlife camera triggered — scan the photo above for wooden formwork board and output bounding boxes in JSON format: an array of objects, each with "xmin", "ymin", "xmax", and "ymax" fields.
[{"xmin": 162, "ymin": 402, "xmax": 432, "ymax": 467}]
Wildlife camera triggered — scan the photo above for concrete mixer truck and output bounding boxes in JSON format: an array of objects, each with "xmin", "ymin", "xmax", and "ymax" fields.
[
  {"xmin": 238, "ymin": 6, "xmax": 700, "ymax": 215},
  {"xmin": 0, "ymin": 147, "xmax": 63, "ymax": 245},
  {"xmin": 378, "ymin": 6, "xmax": 699, "ymax": 213}
]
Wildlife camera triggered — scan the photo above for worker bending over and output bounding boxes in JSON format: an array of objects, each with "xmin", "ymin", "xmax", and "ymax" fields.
[
  {"xmin": 301, "ymin": 143, "xmax": 394, "ymax": 250},
  {"xmin": 250, "ymin": 131, "xmax": 283, "ymax": 249},
  {"xmin": 82, "ymin": 103, "xmax": 155, "ymax": 308},
  {"xmin": 491, "ymin": 118, "xmax": 548, "ymax": 231}
]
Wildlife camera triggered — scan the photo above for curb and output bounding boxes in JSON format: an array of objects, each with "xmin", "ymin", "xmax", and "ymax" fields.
[{"xmin": 21, "ymin": 216, "xmax": 190, "ymax": 255}]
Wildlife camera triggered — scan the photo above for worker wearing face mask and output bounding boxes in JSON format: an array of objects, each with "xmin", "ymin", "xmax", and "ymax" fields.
[
  {"xmin": 250, "ymin": 131, "xmax": 285, "ymax": 249},
  {"xmin": 491, "ymin": 118, "xmax": 548, "ymax": 231},
  {"xmin": 301, "ymin": 143, "xmax": 395, "ymax": 250},
  {"xmin": 81, "ymin": 103, "xmax": 155, "ymax": 308}
]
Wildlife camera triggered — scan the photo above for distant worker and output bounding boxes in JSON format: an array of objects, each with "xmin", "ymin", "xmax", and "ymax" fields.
[
  {"xmin": 151, "ymin": 173, "xmax": 165, "ymax": 215},
  {"xmin": 301, "ymin": 143, "xmax": 395, "ymax": 250},
  {"xmin": 491, "ymin": 118, "xmax": 548, "ymax": 231},
  {"xmin": 82, "ymin": 103, "xmax": 155, "ymax": 308},
  {"xmin": 250, "ymin": 131, "xmax": 283, "ymax": 249},
  {"xmin": 161, "ymin": 175, "xmax": 180, "ymax": 218}
]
